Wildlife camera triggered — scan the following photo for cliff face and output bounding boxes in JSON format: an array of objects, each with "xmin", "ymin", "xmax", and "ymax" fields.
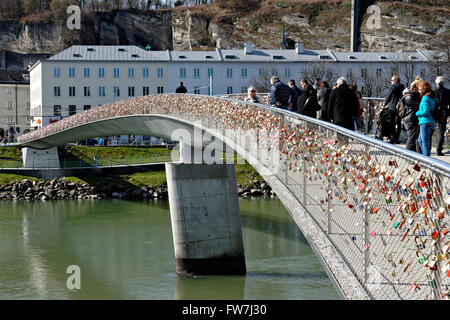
[
  {"xmin": 171, "ymin": 1, "xmax": 449, "ymax": 52},
  {"xmin": 359, "ymin": 1, "xmax": 449, "ymax": 52},
  {"xmin": 0, "ymin": 1, "xmax": 448, "ymax": 54},
  {"xmin": 0, "ymin": 10, "xmax": 173, "ymax": 54},
  {"xmin": 0, "ymin": 22, "xmax": 66, "ymax": 54}
]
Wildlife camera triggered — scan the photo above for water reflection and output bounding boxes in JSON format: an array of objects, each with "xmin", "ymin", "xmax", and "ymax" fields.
[{"xmin": 0, "ymin": 198, "xmax": 339, "ymax": 300}]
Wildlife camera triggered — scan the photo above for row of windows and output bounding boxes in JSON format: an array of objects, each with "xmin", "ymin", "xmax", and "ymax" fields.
[
  {"xmin": 54, "ymin": 86, "xmax": 164, "ymax": 97},
  {"xmin": 53, "ymin": 105, "xmax": 91, "ymax": 116},
  {"xmin": 3, "ymin": 88, "xmax": 30, "ymax": 94},
  {"xmin": 54, "ymin": 66, "xmax": 429, "ymax": 82},
  {"xmin": 53, "ymin": 85, "xmax": 249, "ymax": 98},
  {"xmin": 54, "ymin": 67, "xmax": 164, "ymax": 79},
  {"xmin": 4, "ymin": 101, "xmax": 30, "ymax": 109}
]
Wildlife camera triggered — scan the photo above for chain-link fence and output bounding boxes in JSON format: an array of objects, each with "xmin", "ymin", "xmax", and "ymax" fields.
[
  {"xmin": 170, "ymin": 95, "xmax": 450, "ymax": 300},
  {"xmin": 0, "ymin": 154, "xmax": 177, "ymax": 170}
]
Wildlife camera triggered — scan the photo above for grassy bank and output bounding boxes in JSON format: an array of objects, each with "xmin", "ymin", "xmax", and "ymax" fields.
[
  {"xmin": 0, "ymin": 147, "xmax": 21, "ymax": 159},
  {"xmin": 0, "ymin": 146, "xmax": 264, "ymax": 188}
]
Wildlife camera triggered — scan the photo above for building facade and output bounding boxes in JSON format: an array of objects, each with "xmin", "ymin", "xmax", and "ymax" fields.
[
  {"xmin": 0, "ymin": 70, "xmax": 31, "ymax": 139},
  {"xmin": 29, "ymin": 44, "xmax": 442, "ymax": 129}
]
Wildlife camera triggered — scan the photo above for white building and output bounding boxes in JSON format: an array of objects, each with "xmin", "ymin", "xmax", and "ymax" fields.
[{"xmin": 29, "ymin": 44, "xmax": 442, "ymax": 130}]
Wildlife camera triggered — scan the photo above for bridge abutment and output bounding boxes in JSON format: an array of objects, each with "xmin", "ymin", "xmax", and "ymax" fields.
[
  {"xmin": 21, "ymin": 147, "xmax": 60, "ymax": 168},
  {"xmin": 165, "ymin": 162, "xmax": 246, "ymax": 276}
]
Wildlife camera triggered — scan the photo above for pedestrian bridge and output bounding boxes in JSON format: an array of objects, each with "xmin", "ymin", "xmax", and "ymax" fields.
[{"xmin": 18, "ymin": 94, "xmax": 450, "ymax": 300}]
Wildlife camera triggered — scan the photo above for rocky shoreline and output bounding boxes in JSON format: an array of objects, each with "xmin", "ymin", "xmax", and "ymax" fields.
[{"xmin": 0, "ymin": 177, "xmax": 275, "ymax": 201}]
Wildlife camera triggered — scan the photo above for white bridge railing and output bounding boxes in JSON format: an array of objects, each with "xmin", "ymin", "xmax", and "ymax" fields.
[{"xmin": 19, "ymin": 94, "xmax": 450, "ymax": 300}]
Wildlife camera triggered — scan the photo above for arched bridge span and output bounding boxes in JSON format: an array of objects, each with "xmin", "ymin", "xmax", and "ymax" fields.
[{"xmin": 18, "ymin": 94, "xmax": 450, "ymax": 300}]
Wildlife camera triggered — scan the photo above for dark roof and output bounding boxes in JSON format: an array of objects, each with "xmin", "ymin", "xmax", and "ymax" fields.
[{"xmin": 0, "ymin": 70, "xmax": 30, "ymax": 84}]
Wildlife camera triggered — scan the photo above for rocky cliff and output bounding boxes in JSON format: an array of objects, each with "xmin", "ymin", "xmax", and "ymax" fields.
[
  {"xmin": 0, "ymin": 1, "xmax": 448, "ymax": 54},
  {"xmin": 0, "ymin": 9, "xmax": 173, "ymax": 54}
]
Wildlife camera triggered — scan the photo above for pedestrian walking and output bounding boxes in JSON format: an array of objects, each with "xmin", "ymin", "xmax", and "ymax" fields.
[
  {"xmin": 349, "ymin": 82, "xmax": 363, "ymax": 132},
  {"xmin": 296, "ymin": 84, "xmax": 320, "ymax": 118},
  {"xmin": 300, "ymin": 78, "xmax": 309, "ymax": 90},
  {"xmin": 317, "ymin": 81, "xmax": 331, "ymax": 122},
  {"xmin": 434, "ymin": 76, "xmax": 450, "ymax": 156},
  {"xmin": 175, "ymin": 82, "xmax": 188, "ymax": 93},
  {"xmin": 416, "ymin": 81, "xmax": 438, "ymax": 157},
  {"xmin": 328, "ymin": 77, "xmax": 359, "ymax": 130},
  {"xmin": 384, "ymin": 75, "xmax": 405, "ymax": 144},
  {"xmin": 288, "ymin": 79, "xmax": 303, "ymax": 112},
  {"xmin": 401, "ymin": 81, "xmax": 421, "ymax": 152}
]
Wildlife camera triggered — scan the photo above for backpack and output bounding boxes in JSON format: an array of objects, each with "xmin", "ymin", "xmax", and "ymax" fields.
[
  {"xmin": 396, "ymin": 95, "xmax": 408, "ymax": 118},
  {"xmin": 432, "ymin": 97, "xmax": 446, "ymax": 123}
]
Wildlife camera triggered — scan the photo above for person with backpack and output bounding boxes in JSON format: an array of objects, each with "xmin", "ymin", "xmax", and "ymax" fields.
[
  {"xmin": 400, "ymin": 81, "xmax": 421, "ymax": 152},
  {"xmin": 416, "ymin": 81, "xmax": 438, "ymax": 157},
  {"xmin": 434, "ymin": 76, "xmax": 450, "ymax": 156}
]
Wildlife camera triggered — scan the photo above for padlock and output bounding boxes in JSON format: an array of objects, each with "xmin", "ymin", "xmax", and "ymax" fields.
[
  {"xmin": 416, "ymin": 250, "xmax": 426, "ymax": 264},
  {"xmin": 427, "ymin": 275, "xmax": 437, "ymax": 289},
  {"xmin": 414, "ymin": 236, "xmax": 425, "ymax": 250},
  {"xmin": 432, "ymin": 228, "xmax": 439, "ymax": 240},
  {"xmin": 442, "ymin": 241, "xmax": 450, "ymax": 254},
  {"xmin": 442, "ymin": 225, "xmax": 449, "ymax": 236},
  {"xmin": 434, "ymin": 208, "xmax": 445, "ymax": 220},
  {"xmin": 428, "ymin": 255, "xmax": 438, "ymax": 270}
]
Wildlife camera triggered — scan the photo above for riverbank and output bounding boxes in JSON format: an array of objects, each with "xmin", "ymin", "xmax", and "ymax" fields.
[
  {"xmin": 0, "ymin": 171, "xmax": 274, "ymax": 201},
  {"xmin": 0, "ymin": 146, "xmax": 273, "ymax": 201}
]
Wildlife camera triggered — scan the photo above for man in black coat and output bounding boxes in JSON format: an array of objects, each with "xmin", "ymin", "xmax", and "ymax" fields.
[
  {"xmin": 401, "ymin": 81, "xmax": 421, "ymax": 152},
  {"xmin": 175, "ymin": 82, "xmax": 188, "ymax": 93},
  {"xmin": 328, "ymin": 77, "xmax": 359, "ymax": 130},
  {"xmin": 296, "ymin": 84, "xmax": 320, "ymax": 118},
  {"xmin": 288, "ymin": 79, "xmax": 302, "ymax": 112},
  {"xmin": 317, "ymin": 81, "xmax": 331, "ymax": 122},
  {"xmin": 435, "ymin": 76, "xmax": 450, "ymax": 156},
  {"xmin": 384, "ymin": 75, "xmax": 405, "ymax": 144}
]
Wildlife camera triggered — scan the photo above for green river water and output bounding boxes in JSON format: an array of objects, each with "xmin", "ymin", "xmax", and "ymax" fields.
[{"xmin": 0, "ymin": 197, "xmax": 340, "ymax": 300}]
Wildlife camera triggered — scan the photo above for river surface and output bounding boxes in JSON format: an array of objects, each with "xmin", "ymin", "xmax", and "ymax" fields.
[{"xmin": 0, "ymin": 197, "xmax": 340, "ymax": 300}]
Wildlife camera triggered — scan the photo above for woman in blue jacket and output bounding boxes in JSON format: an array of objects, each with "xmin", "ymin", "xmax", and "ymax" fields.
[{"xmin": 416, "ymin": 81, "xmax": 438, "ymax": 156}]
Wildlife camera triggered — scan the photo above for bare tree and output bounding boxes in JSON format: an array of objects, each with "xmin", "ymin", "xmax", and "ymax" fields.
[
  {"xmin": 359, "ymin": 68, "xmax": 377, "ymax": 97},
  {"xmin": 302, "ymin": 60, "xmax": 337, "ymax": 85},
  {"xmin": 251, "ymin": 66, "xmax": 279, "ymax": 93}
]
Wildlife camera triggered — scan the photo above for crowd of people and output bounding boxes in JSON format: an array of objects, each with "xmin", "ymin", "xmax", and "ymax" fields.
[
  {"xmin": 263, "ymin": 74, "xmax": 449, "ymax": 157},
  {"xmin": 19, "ymin": 75, "xmax": 449, "ymax": 159}
]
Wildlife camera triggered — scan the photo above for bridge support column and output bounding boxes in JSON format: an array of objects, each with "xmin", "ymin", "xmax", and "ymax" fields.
[
  {"xmin": 165, "ymin": 162, "xmax": 246, "ymax": 276},
  {"xmin": 21, "ymin": 147, "xmax": 60, "ymax": 168}
]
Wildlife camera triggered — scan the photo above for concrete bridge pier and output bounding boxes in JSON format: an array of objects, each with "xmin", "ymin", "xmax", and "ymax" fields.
[
  {"xmin": 21, "ymin": 147, "xmax": 60, "ymax": 168},
  {"xmin": 166, "ymin": 144, "xmax": 246, "ymax": 275}
]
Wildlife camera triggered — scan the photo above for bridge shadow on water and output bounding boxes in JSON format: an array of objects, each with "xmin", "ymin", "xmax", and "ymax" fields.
[{"xmin": 239, "ymin": 198, "xmax": 308, "ymax": 244}]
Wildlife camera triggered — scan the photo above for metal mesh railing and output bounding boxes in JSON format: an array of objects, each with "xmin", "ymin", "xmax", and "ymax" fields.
[
  {"xmin": 1, "ymin": 154, "xmax": 178, "ymax": 170},
  {"xmin": 18, "ymin": 94, "xmax": 450, "ymax": 299}
]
